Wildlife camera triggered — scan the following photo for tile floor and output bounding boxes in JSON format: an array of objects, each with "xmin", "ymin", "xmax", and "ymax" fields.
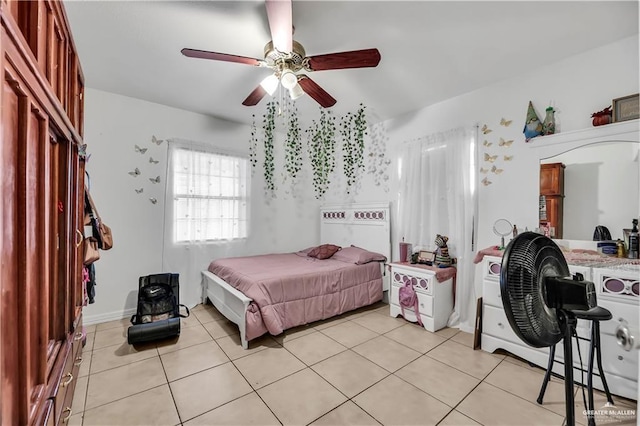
[{"xmin": 70, "ymin": 302, "xmax": 637, "ymax": 425}]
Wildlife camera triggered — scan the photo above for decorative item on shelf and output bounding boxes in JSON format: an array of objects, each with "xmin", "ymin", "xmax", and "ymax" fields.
[
  {"xmin": 399, "ymin": 239, "xmax": 412, "ymax": 263},
  {"xmin": 434, "ymin": 234, "xmax": 453, "ymax": 267},
  {"xmin": 591, "ymin": 106, "xmax": 613, "ymax": 126},
  {"xmin": 612, "ymin": 93, "xmax": 639, "ymax": 123},
  {"xmin": 542, "ymin": 106, "xmax": 556, "ymax": 135},
  {"xmin": 523, "ymin": 101, "xmax": 543, "ymax": 142}
]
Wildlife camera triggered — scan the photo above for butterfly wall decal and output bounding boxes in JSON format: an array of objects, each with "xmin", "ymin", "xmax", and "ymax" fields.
[
  {"xmin": 500, "ymin": 118, "xmax": 513, "ymax": 127},
  {"xmin": 481, "ymin": 177, "xmax": 492, "ymax": 186},
  {"xmin": 481, "ymin": 124, "xmax": 492, "ymax": 134},
  {"xmin": 491, "ymin": 165, "xmax": 504, "ymax": 174},
  {"xmin": 504, "ymin": 155, "xmax": 514, "ymax": 161},
  {"xmin": 149, "ymin": 176, "xmax": 161, "ymax": 184},
  {"xmin": 149, "ymin": 157, "xmax": 159, "ymax": 164},
  {"xmin": 135, "ymin": 144, "xmax": 148, "ymax": 154},
  {"xmin": 149, "ymin": 198, "xmax": 157, "ymax": 204},
  {"xmin": 498, "ymin": 138, "xmax": 514, "ymax": 147},
  {"xmin": 151, "ymin": 136, "xmax": 164, "ymax": 145},
  {"xmin": 483, "ymin": 140, "xmax": 493, "ymax": 147},
  {"xmin": 135, "ymin": 188, "xmax": 144, "ymax": 194},
  {"xmin": 480, "ymin": 167, "xmax": 489, "ymax": 174},
  {"xmin": 128, "ymin": 167, "xmax": 140, "ymax": 177},
  {"xmin": 484, "ymin": 153, "xmax": 498, "ymax": 163}
]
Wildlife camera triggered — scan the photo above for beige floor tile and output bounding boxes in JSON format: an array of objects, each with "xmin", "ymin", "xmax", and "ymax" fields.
[
  {"xmin": 311, "ymin": 400, "xmax": 379, "ymax": 425},
  {"xmin": 258, "ymin": 368, "xmax": 347, "ymax": 425},
  {"xmin": 93, "ymin": 327, "xmax": 128, "ymax": 350},
  {"xmin": 202, "ymin": 318, "xmax": 240, "ymax": 339},
  {"xmin": 320, "ymin": 321, "xmax": 379, "ymax": 348},
  {"xmin": 351, "ymin": 312, "xmax": 406, "ymax": 334},
  {"xmin": 353, "ymin": 335, "xmax": 421, "ymax": 372},
  {"xmin": 485, "ymin": 360, "xmax": 569, "ymax": 417},
  {"xmin": 312, "ymin": 316, "xmax": 348, "ymax": 331},
  {"xmin": 184, "ymin": 392, "xmax": 280, "ymax": 425},
  {"xmin": 216, "ymin": 333, "xmax": 279, "ymax": 360},
  {"xmin": 384, "ymin": 323, "xmax": 447, "ymax": 353},
  {"xmin": 457, "ymin": 382, "xmax": 564, "ymax": 425},
  {"xmin": 156, "ymin": 323, "xmax": 213, "ymax": 355},
  {"xmin": 72, "ymin": 375, "xmax": 88, "ymax": 413},
  {"xmin": 78, "ymin": 351, "xmax": 92, "ymax": 378},
  {"xmin": 180, "ymin": 314, "xmax": 202, "ymax": 329},
  {"xmin": 95, "ymin": 318, "xmax": 130, "ymax": 332},
  {"xmin": 395, "ymin": 355, "xmax": 480, "ymax": 407},
  {"xmin": 502, "ymin": 352, "xmax": 546, "ymax": 371},
  {"xmin": 82, "ymin": 384, "xmax": 180, "ymax": 425},
  {"xmin": 90, "ymin": 342, "xmax": 157, "ymax": 374},
  {"xmin": 438, "ymin": 409, "xmax": 480, "ymax": 425},
  {"xmin": 451, "ymin": 330, "xmax": 475, "ymax": 348},
  {"xmin": 84, "ymin": 324, "xmax": 97, "ymax": 334},
  {"xmin": 284, "ymin": 331, "xmax": 347, "ymax": 365},
  {"xmin": 435, "ymin": 327, "xmax": 460, "ymax": 339},
  {"xmin": 342, "ymin": 302, "xmax": 387, "ymax": 320},
  {"xmin": 233, "ymin": 346, "xmax": 306, "ymax": 389},
  {"xmin": 192, "ymin": 305, "xmax": 226, "ymax": 324},
  {"xmin": 312, "ymin": 350, "xmax": 389, "ymax": 398},
  {"xmin": 85, "ymin": 357, "xmax": 166, "ymax": 410},
  {"xmin": 67, "ymin": 413, "xmax": 83, "ymax": 426},
  {"xmin": 272, "ymin": 324, "xmax": 316, "ymax": 345},
  {"xmin": 353, "ymin": 374, "xmax": 450, "ymax": 425},
  {"xmin": 161, "ymin": 341, "xmax": 229, "ymax": 382},
  {"xmin": 426, "ymin": 340, "xmax": 501, "ymax": 379},
  {"xmin": 170, "ymin": 362, "xmax": 252, "ymax": 421},
  {"xmin": 371, "ymin": 304, "xmax": 392, "ymax": 316},
  {"xmin": 83, "ymin": 332, "xmax": 95, "ymax": 352}
]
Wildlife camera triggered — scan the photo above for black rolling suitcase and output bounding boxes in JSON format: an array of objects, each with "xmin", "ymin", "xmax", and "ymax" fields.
[{"xmin": 127, "ymin": 273, "xmax": 190, "ymax": 344}]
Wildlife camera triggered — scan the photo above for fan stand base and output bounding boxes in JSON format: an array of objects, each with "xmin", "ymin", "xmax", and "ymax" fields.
[{"xmin": 559, "ymin": 310, "xmax": 577, "ymax": 426}]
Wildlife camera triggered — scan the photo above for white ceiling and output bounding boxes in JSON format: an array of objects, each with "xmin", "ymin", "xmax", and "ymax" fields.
[{"xmin": 64, "ymin": 1, "xmax": 639, "ymax": 127}]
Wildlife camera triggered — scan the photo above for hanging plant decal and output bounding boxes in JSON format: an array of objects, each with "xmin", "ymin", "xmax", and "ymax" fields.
[
  {"xmin": 307, "ymin": 108, "xmax": 336, "ymax": 199},
  {"xmin": 284, "ymin": 102, "xmax": 302, "ymax": 183},
  {"xmin": 262, "ymin": 101, "xmax": 277, "ymax": 195},
  {"xmin": 341, "ymin": 104, "xmax": 367, "ymax": 193},
  {"xmin": 249, "ymin": 114, "xmax": 258, "ymax": 175},
  {"xmin": 367, "ymin": 122, "xmax": 391, "ymax": 190}
]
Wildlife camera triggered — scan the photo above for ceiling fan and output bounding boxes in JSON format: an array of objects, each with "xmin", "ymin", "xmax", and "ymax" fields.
[{"xmin": 181, "ymin": 0, "xmax": 381, "ymax": 108}]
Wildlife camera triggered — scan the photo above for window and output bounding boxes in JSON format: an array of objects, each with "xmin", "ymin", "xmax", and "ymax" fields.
[{"xmin": 172, "ymin": 146, "xmax": 248, "ymax": 242}]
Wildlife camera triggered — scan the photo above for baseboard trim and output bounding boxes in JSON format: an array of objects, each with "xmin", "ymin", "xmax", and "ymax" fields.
[{"xmin": 83, "ymin": 308, "xmax": 137, "ymax": 326}]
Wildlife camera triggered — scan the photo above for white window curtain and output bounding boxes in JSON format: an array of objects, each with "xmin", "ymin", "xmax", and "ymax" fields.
[{"xmin": 398, "ymin": 126, "xmax": 477, "ymax": 332}]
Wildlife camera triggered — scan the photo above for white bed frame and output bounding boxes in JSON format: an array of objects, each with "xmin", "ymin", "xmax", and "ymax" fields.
[{"xmin": 201, "ymin": 202, "xmax": 391, "ymax": 349}]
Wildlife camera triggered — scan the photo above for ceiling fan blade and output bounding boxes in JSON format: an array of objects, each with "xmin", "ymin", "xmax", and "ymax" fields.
[
  {"xmin": 265, "ymin": 0, "xmax": 292, "ymax": 53},
  {"xmin": 306, "ymin": 48, "xmax": 381, "ymax": 71},
  {"xmin": 298, "ymin": 76, "xmax": 336, "ymax": 108},
  {"xmin": 242, "ymin": 85, "xmax": 268, "ymax": 106},
  {"xmin": 181, "ymin": 48, "xmax": 263, "ymax": 66}
]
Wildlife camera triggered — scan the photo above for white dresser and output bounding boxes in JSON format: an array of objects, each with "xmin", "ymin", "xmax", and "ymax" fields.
[
  {"xmin": 389, "ymin": 263, "xmax": 454, "ymax": 332},
  {"xmin": 481, "ymin": 255, "xmax": 639, "ymax": 400}
]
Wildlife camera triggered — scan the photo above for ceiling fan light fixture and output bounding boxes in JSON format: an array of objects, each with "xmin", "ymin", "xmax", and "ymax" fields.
[
  {"xmin": 289, "ymin": 83, "xmax": 304, "ymax": 100},
  {"xmin": 280, "ymin": 69, "xmax": 298, "ymax": 90},
  {"xmin": 260, "ymin": 74, "xmax": 279, "ymax": 96}
]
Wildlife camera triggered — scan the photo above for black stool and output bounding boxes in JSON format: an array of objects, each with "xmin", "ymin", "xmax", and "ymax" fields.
[{"xmin": 537, "ymin": 306, "xmax": 614, "ymax": 426}]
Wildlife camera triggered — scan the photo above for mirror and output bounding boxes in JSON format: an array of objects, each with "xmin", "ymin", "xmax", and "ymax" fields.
[{"xmin": 540, "ymin": 141, "xmax": 640, "ymax": 241}]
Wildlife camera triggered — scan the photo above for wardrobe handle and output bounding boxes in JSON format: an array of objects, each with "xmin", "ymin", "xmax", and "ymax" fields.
[
  {"xmin": 62, "ymin": 407, "xmax": 73, "ymax": 423},
  {"xmin": 75, "ymin": 229, "xmax": 83, "ymax": 247},
  {"xmin": 74, "ymin": 356, "xmax": 83, "ymax": 366},
  {"xmin": 61, "ymin": 372, "xmax": 73, "ymax": 387}
]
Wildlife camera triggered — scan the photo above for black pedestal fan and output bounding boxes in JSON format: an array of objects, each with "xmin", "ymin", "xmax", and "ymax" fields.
[{"xmin": 500, "ymin": 232, "xmax": 598, "ymax": 426}]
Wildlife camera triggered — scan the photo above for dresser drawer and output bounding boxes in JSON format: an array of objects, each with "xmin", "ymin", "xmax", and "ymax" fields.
[
  {"xmin": 482, "ymin": 304, "xmax": 521, "ymax": 345},
  {"xmin": 598, "ymin": 298, "xmax": 639, "ymax": 337},
  {"xmin": 600, "ymin": 334, "xmax": 639, "ymax": 381},
  {"xmin": 483, "ymin": 256, "xmax": 502, "ymax": 281},
  {"xmin": 483, "ymin": 279, "xmax": 503, "ymax": 308},
  {"xmin": 391, "ymin": 266, "xmax": 434, "ymax": 295},
  {"xmin": 390, "ymin": 284, "xmax": 434, "ymax": 318}
]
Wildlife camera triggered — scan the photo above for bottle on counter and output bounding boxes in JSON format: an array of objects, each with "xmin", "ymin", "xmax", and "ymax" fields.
[
  {"xmin": 628, "ymin": 219, "xmax": 639, "ymax": 259},
  {"xmin": 512, "ymin": 224, "xmax": 518, "ymax": 238},
  {"xmin": 617, "ymin": 239, "xmax": 626, "ymax": 258}
]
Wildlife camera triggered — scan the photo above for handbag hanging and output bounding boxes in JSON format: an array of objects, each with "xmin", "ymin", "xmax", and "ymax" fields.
[
  {"xmin": 83, "ymin": 237, "xmax": 101, "ymax": 265},
  {"xmin": 85, "ymin": 189, "xmax": 113, "ymax": 250}
]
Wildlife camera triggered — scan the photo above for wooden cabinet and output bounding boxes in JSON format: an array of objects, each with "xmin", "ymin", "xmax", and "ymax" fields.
[
  {"xmin": 1, "ymin": 1, "xmax": 85, "ymax": 424},
  {"xmin": 540, "ymin": 162, "xmax": 565, "ymax": 238}
]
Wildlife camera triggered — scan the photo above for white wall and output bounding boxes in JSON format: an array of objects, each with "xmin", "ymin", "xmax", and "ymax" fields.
[{"xmin": 83, "ymin": 90, "xmax": 320, "ymax": 324}]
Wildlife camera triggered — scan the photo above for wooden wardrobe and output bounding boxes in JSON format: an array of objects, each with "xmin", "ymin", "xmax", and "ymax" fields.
[{"xmin": 1, "ymin": 0, "xmax": 85, "ymax": 424}]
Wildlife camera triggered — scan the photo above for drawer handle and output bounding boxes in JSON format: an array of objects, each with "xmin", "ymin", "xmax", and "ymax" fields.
[
  {"xmin": 74, "ymin": 356, "xmax": 83, "ymax": 366},
  {"xmin": 61, "ymin": 372, "xmax": 73, "ymax": 387},
  {"xmin": 498, "ymin": 322, "xmax": 504, "ymax": 328},
  {"xmin": 62, "ymin": 407, "xmax": 73, "ymax": 423},
  {"xmin": 618, "ymin": 355, "xmax": 624, "ymax": 361},
  {"xmin": 74, "ymin": 332, "xmax": 83, "ymax": 341}
]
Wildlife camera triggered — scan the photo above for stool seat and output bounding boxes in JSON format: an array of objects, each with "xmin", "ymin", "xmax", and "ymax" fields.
[{"xmin": 571, "ymin": 306, "xmax": 612, "ymax": 321}]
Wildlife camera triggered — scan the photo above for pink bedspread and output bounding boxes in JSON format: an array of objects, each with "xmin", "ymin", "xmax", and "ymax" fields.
[{"xmin": 208, "ymin": 253, "xmax": 383, "ymax": 340}]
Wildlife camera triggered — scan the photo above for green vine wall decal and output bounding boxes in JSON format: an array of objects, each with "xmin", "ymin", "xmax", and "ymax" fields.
[
  {"xmin": 284, "ymin": 102, "xmax": 302, "ymax": 184},
  {"xmin": 340, "ymin": 103, "xmax": 367, "ymax": 193},
  {"xmin": 249, "ymin": 114, "xmax": 258, "ymax": 175},
  {"xmin": 263, "ymin": 101, "xmax": 277, "ymax": 195},
  {"xmin": 306, "ymin": 108, "xmax": 336, "ymax": 199}
]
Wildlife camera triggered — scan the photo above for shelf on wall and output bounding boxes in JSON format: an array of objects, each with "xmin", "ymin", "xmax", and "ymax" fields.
[{"xmin": 529, "ymin": 118, "xmax": 639, "ymax": 147}]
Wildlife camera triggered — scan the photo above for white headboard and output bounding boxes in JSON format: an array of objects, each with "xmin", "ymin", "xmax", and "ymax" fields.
[{"xmin": 320, "ymin": 203, "xmax": 391, "ymax": 262}]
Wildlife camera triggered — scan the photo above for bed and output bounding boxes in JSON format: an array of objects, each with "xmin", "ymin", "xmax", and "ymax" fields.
[{"xmin": 201, "ymin": 203, "xmax": 391, "ymax": 349}]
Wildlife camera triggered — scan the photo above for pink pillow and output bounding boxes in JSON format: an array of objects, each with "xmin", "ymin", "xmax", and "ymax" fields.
[
  {"xmin": 307, "ymin": 244, "xmax": 342, "ymax": 260},
  {"xmin": 332, "ymin": 245, "xmax": 387, "ymax": 264}
]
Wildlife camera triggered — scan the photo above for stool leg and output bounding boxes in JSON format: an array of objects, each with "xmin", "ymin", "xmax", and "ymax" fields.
[
  {"xmin": 587, "ymin": 323, "xmax": 596, "ymax": 426},
  {"xmin": 537, "ymin": 343, "xmax": 556, "ymax": 404},
  {"xmin": 593, "ymin": 322, "xmax": 614, "ymax": 405}
]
